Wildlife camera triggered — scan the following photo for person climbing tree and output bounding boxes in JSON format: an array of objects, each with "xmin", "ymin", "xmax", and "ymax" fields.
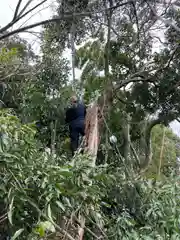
[{"xmin": 65, "ymin": 95, "xmax": 86, "ymax": 156}]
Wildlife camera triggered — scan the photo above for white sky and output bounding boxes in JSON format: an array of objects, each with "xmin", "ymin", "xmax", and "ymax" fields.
[
  {"xmin": 0, "ymin": 0, "xmax": 180, "ymax": 136},
  {"xmin": 0, "ymin": 0, "xmax": 53, "ymax": 52},
  {"xmin": 0, "ymin": 1, "xmax": 74, "ymax": 66}
]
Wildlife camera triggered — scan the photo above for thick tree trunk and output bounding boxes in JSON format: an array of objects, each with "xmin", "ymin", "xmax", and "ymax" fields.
[
  {"xmin": 84, "ymin": 103, "xmax": 99, "ymax": 165},
  {"xmin": 140, "ymin": 118, "xmax": 163, "ymax": 170}
]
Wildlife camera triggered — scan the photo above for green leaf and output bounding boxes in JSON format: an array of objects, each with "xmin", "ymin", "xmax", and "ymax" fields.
[
  {"xmin": 35, "ymin": 226, "xmax": 45, "ymax": 237},
  {"xmin": 35, "ymin": 221, "xmax": 55, "ymax": 237},
  {"xmin": 41, "ymin": 221, "xmax": 55, "ymax": 233},
  {"xmin": 59, "ymin": 168, "xmax": 73, "ymax": 177},
  {"xmin": 8, "ymin": 196, "xmax": 14, "ymax": 225},
  {"xmin": 1, "ymin": 133, "xmax": 9, "ymax": 146},
  {"xmin": 0, "ymin": 153, "xmax": 19, "ymax": 159},
  {"xmin": 11, "ymin": 228, "xmax": 24, "ymax": 240},
  {"xmin": 8, "ymin": 188, "xmax": 12, "ymax": 200},
  {"xmin": 47, "ymin": 204, "xmax": 53, "ymax": 222},
  {"xmin": 56, "ymin": 201, "xmax": 65, "ymax": 211}
]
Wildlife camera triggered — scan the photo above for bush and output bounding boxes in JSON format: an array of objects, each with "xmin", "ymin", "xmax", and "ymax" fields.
[{"xmin": 1, "ymin": 110, "xmax": 180, "ymax": 239}]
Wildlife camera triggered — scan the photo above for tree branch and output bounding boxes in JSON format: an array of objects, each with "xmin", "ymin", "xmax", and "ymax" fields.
[
  {"xmin": 18, "ymin": 0, "xmax": 48, "ymax": 24},
  {"xmin": 114, "ymin": 43, "xmax": 180, "ymax": 91},
  {"xmin": 13, "ymin": 0, "xmax": 23, "ymax": 21},
  {"xmin": 145, "ymin": 0, "xmax": 180, "ymax": 33},
  {"xmin": 164, "ymin": 44, "xmax": 180, "ymax": 69},
  {"xmin": 140, "ymin": 118, "xmax": 162, "ymax": 169},
  {"xmin": 115, "ymin": 76, "xmax": 154, "ymax": 90},
  {"xmin": 18, "ymin": 0, "xmax": 34, "ymax": 17},
  {"xmin": 140, "ymin": 112, "xmax": 174, "ymax": 170},
  {"xmin": 0, "ymin": 1, "xmax": 133, "ymax": 40},
  {"xmin": 0, "ymin": 0, "xmax": 47, "ymax": 35}
]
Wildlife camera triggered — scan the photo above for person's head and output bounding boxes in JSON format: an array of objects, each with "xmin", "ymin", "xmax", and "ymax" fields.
[{"xmin": 70, "ymin": 95, "xmax": 78, "ymax": 106}]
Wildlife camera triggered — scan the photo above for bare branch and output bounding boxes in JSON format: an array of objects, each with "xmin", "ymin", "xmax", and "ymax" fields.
[
  {"xmin": 115, "ymin": 77, "xmax": 153, "ymax": 90},
  {"xmin": 18, "ymin": 0, "xmax": 34, "ymax": 17},
  {"xmin": 0, "ymin": 13, "xmax": 85, "ymax": 41},
  {"xmin": 0, "ymin": 0, "xmax": 47, "ymax": 35},
  {"xmin": 0, "ymin": 1, "xmax": 133, "ymax": 40},
  {"xmin": 0, "ymin": 216, "xmax": 7, "ymax": 224},
  {"xmin": 156, "ymin": 0, "xmax": 180, "ymax": 8},
  {"xmin": 164, "ymin": 44, "xmax": 180, "ymax": 69},
  {"xmin": 115, "ymin": 68, "xmax": 158, "ymax": 90},
  {"xmin": 145, "ymin": 0, "xmax": 180, "ymax": 32},
  {"xmin": 18, "ymin": 3, "xmax": 51, "ymax": 30},
  {"xmin": 13, "ymin": 0, "xmax": 23, "ymax": 21},
  {"xmin": 0, "ymin": 212, "xmax": 7, "ymax": 220},
  {"xmin": 153, "ymin": 36, "xmax": 166, "ymax": 45},
  {"xmin": 18, "ymin": 0, "xmax": 48, "ymax": 23},
  {"xmin": 176, "ymin": 118, "xmax": 180, "ymax": 123}
]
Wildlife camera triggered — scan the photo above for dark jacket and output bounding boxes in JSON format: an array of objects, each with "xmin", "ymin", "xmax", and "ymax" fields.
[{"xmin": 65, "ymin": 102, "xmax": 86, "ymax": 128}]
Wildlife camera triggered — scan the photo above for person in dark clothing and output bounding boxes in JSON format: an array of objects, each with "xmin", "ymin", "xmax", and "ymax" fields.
[{"xmin": 65, "ymin": 95, "xmax": 86, "ymax": 156}]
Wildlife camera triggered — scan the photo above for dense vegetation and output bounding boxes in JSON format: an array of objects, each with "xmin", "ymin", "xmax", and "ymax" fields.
[{"xmin": 1, "ymin": 0, "xmax": 180, "ymax": 239}]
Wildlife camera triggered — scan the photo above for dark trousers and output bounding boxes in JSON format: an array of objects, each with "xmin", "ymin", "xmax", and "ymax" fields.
[{"xmin": 69, "ymin": 121, "xmax": 85, "ymax": 156}]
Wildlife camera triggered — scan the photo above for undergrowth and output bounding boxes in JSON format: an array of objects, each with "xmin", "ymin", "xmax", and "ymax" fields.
[{"xmin": 0, "ymin": 111, "xmax": 180, "ymax": 240}]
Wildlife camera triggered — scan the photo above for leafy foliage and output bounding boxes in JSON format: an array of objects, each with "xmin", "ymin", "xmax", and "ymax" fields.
[
  {"xmin": 1, "ymin": 0, "xmax": 180, "ymax": 239},
  {"xmin": 1, "ymin": 112, "xmax": 180, "ymax": 239}
]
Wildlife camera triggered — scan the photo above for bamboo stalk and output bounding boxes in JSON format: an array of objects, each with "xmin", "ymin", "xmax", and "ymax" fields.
[{"xmin": 70, "ymin": 22, "xmax": 76, "ymax": 88}]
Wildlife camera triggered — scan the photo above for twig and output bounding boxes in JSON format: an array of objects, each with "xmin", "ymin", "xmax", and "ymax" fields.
[
  {"xmin": 0, "ymin": 212, "xmax": 8, "ymax": 220},
  {"xmin": 0, "ymin": 216, "xmax": 7, "ymax": 224},
  {"xmin": 18, "ymin": 0, "xmax": 48, "ymax": 25},
  {"xmin": 130, "ymin": 143, "xmax": 141, "ymax": 167},
  {"xmin": 18, "ymin": 0, "xmax": 35, "ymax": 17},
  {"xmin": 0, "ymin": 0, "xmax": 47, "ymax": 35},
  {"xmin": 85, "ymin": 215, "xmax": 108, "ymax": 239},
  {"xmin": 164, "ymin": 44, "xmax": 180, "ymax": 69},
  {"xmin": 74, "ymin": 216, "xmax": 104, "ymax": 239},
  {"xmin": 146, "ymin": 0, "xmax": 180, "ymax": 33}
]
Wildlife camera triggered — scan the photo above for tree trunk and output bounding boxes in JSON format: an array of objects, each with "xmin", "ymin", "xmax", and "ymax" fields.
[
  {"xmin": 84, "ymin": 102, "xmax": 99, "ymax": 165},
  {"xmin": 140, "ymin": 118, "xmax": 163, "ymax": 170}
]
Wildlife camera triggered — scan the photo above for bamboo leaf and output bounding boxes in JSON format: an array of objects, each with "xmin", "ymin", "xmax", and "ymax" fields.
[
  {"xmin": 11, "ymin": 228, "xmax": 24, "ymax": 240},
  {"xmin": 8, "ymin": 196, "xmax": 14, "ymax": 225}
]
